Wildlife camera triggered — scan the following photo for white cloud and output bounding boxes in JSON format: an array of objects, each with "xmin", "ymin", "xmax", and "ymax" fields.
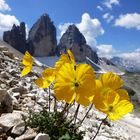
[
  {"xmin": 58, "ymin": 13, "xmax": 104, "ymax": 50},
  {"xmin": 115, "ymin": 13, "xmax": 140, "ymax": 30},
  {"xmin": 0, "ymin": 13, "xmax": 19, "ymax": 38},
  {"xmin": 103, "ymin": 13, "xmax": 114, "ymax": 23},
  {"xmin": 135, "ymin": 48, "xmax": 140, "ymax": 52},
  {"xmin": 0, "ymin": 0, "xmax": 11, "ymax": 11},
  {"xmin": 96, "ymin": 44, "xmax": 118, "ymax": 58},
  {"xmin": 97, "ymin": 5, "xmax": 103, "ymax": 11},
  {"xmin": 119, "ymin": 49, "xmax": 140, "ymax": 61},
  {"xmin": 103, "ymin": 0, "xmax": 120, "ymax": 9},
  {"xmin": 96, "ymin": 43, "xmax": 140, "ymax": 62}
]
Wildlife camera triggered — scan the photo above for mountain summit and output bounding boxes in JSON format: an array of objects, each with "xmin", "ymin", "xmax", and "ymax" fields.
[
  {"xmin": 58, "ymin": 24, "xmax": 98, "ymax": 63},
  {"xmin": 28, "ymin": 13, "xmax": 57, "ymax": 56}
]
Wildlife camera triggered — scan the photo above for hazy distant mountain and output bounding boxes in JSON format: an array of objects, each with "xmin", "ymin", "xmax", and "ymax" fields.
[{"xmin": 111, "ymin": 56, "xmax": 140, "ymax": 72}]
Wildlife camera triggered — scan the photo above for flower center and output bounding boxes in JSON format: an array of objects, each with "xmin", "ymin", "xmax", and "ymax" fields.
[
  {"xmin": 109, "ymin": 105, "xmax": 113, "ymax": 112},
  {"xmin": 74, "ymin": 65, "xmax": 76, "ymax": 70},
  {"xmin": 74, "ymin": 82, "xmax": 79, "ymax": 87}
]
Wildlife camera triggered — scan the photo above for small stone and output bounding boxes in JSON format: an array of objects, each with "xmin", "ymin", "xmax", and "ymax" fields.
[
  {"xmin": 37, "ymin": 98, "xmax": 47, "ymax": 104},
  {"xmin": 3, "ymin": 51, "xmax": 15, "ymax": 59},
  {"xmin": 0, "ymin": 89, "xmax": 13, "ymax": 113},
  {"xmin": 13, "ymin": 92, "xmax": 20, "ymax": 99},
  {"xmin": 0, "ymin": 90, "xmax": 7, "ymax": 102},
  {"xmin": 8, "ymin": 80, "xmax": 19, "ymax": 87},
  {"xmin": 0, "ymin": 111, "xmax": 25, "ymax": 132},
  {"xmin": 15, "ymin": 128, "xmax": 37, "ymax": 140},
  {"xmin": 11, "ymin": 122, "xmax": 25, "ymax": 136},
  {"xmin": 7, "ymin": 136, "xmax": 14, "ymax": 140},
  {"xmin": 0, "ymin": 84, "xmax": 7, "ymax": 89},
  {"xmin": 34, "ymin": 133, "xmax": 50, "ymax": 140},
  {"xmin": 0, "ymin": 127, "xmax": 3, "ymax": 134},
  {"xmin": 22, "ymin": 93, "xmax": 36, "ymax": 100},
  {"xmin": 1, "ymin": 71, "xmax": 11, "ymax": 79},
  {"xmin": 12, "ymin": 87, "xmax": 27, "ymax": 95}
]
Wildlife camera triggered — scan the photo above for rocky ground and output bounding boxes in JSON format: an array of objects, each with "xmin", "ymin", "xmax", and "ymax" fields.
[{"xmin": 0, "ymin": 41, "xmax": 140, "ymax": 140}]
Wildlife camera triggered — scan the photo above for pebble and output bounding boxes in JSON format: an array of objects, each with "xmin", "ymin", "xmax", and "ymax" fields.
[
  {"xmin": 15, "ymin": 128, "xmax": 37, "ymax": 140},
  {"xmin": 11, "ymin": 122, "xmax": 25, "ymax": 135},
  {"xmin": 0, "ymin": 112, "xmax": 24, "ymax": 132},
  {"xmin": 34, "ymin": 133, "xmax": 50, "ymax": 140}
]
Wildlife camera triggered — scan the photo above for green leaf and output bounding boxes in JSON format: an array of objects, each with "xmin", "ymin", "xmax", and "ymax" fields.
[{"xmin": 58, "ymin": 132, "xmax": 71, "ymax": 140}]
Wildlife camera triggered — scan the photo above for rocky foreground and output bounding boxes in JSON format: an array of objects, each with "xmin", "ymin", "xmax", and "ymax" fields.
[{"xmin": 0, "ymin": 41, "xmax": 140, "ymax": 140}]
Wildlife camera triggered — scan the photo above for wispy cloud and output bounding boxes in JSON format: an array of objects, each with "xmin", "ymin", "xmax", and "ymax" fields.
[
  {"xmin": 58, "ymin": 13, "xmax": 104, "ymax": 50},
  {"xmin": 97, "ymin": 5, "xmax": 103, "ymax": 11},
  {"xmin": 0, "ymin": 0, "xmax": 11, "ymax": 11},
  {"xmin": 96, "ymin": 44, "xmax": 118, "ymax": 58},
  {"xmin": 115, "ymin": 13, "xmax": 140, "ymax": 30},
  {"xmin": 97, "ymin": 43, "xmax": 140, "ymax": 64},
  {"xmin": 103, "ymin": 0, "xmax": 120, "ymax": 9},
  {"xmin": 119, "ymin": 48, "xmax": 140, "ymax": 61},
  {"xmin": 103, "ymin": 13, "xmax": 114, "ymax": 23}
]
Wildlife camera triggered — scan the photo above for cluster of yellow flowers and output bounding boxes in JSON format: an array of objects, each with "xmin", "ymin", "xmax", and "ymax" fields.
[{"xmin": 21, "ymin": 50, "xmax": 133, "ymax": 121}]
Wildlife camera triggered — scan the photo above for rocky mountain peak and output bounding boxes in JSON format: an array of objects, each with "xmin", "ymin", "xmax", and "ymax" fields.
[
  {"xmin": 58, "ymin": 24, "xmax": 98, "ymax": 63},
  {"xmin": 59, "ymin": 24, "xmax": 86, "ymax": 48},
  {"xmin": 3, "ymin": 22, "xmax": 27, "ymax": 54},
  {"xmin": 28, "ymin": 13, "xmax": 57, "ymax": 56}
]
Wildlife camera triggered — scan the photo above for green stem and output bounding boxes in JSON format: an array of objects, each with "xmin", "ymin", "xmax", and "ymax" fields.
[
  {"xmin": 56, "ymin": 103, "xmax": 69, "ymax": 126},
  {"xmin": 62, "ymin": 103, "xmax": 74, "ymax": 121},
  {"xmin": 91, "ymin": 115, "xmax": 108, "ymax": 140},
  {"xmin": 48, "ymin": 86, "xmax": 51, "ymax": 112},
  {"xmin": 61, "ymin": 103, "xmax": 69, "ymax": 115},
  {"xmin": 80, "ymin": 103, "xmax": 93, "ymax": 125},
  {"xmin": 53, "ymin": 96, "xmax": 57, "ymax": 112},
  {"xmin": 74, "ymin": 104, "xmax": 80, "ymax": 124}
]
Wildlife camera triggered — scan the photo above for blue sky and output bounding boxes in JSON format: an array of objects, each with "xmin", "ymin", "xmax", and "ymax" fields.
[{"xmin": 0, "ymin": 0, "xmax": 140, "ymax": 59}]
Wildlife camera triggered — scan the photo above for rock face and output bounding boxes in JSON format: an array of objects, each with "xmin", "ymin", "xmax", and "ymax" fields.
[
  {"xmin": 3, "ymin": 22, "xmax": 28, "ymax": 54},
  {"xmin": 58, "ymin": 24, "xmax": 98, "ymax": 63},
  {"xmin": 28, "ymin": 13, "xmax": 57, "ymax": 56}
]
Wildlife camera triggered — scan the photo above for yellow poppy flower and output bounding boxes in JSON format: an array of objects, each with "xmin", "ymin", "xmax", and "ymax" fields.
[
  {"xmin": 54, "ymin": 63, "xmax": 96, "ymax": 106},
  {"xmin": 35, "ymin": 68, "xmax": 55, "ymax": 88},
  {"xmin": 21, "ymin": 51, "xmax": 33, "ymax": 77},
  {"xmin": 93, "ymin": 89, "xmax": 133, "ymax": 121},
  {"xmin": 93, "ymin": 72, "xmax": 130, "ymax": 101},
  {"xmin": 99, "ymin": 72, "xmax": 124, "ymax": 91},
  {"xmin": 55, "ymin": 53, "xmax": 70, "ymax": 72},
  {"xmin": 35, "ymin": 50, "xmax": 75, "ymax": 88},
  {"xmin": 55, "ymin": 49, "xmax": 76, "ymax": 72}
]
